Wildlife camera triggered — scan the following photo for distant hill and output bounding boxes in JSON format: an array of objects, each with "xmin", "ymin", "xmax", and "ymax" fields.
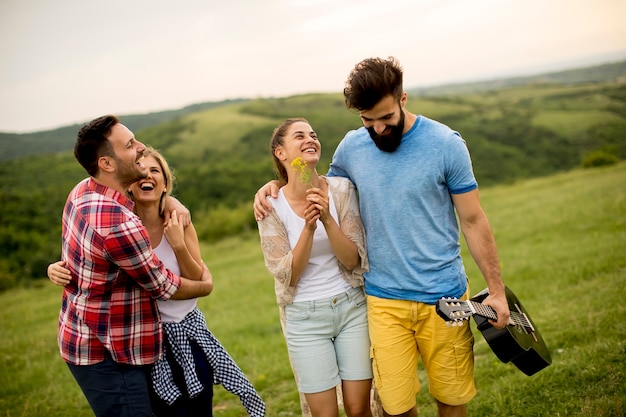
[
  {"xmin": 2, "ymin": 57, "xmax": 625, "ymax": 289},
  {"xmin": 1, "ymin": 74, "xmax": 624, "ymax": 288},
  {"xmin": 0, "ymin": 99, "xmax": 247, "ymax": 161},
  {"xmin": 1, "ymin": 59, "xmax": 625, "ymax": 162},
  {"xmin": 409, "ymin": 59, "xmax": 626, "ymax": 97}
]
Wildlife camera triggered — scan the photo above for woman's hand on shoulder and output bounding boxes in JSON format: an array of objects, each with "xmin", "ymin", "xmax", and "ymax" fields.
[
  {"xmin": 164, "ymin": 197, "xmax": 191, "ymax": 227},
  {"xmin": 254, "ymin": 180, "xmax": 282, "ymax": 221},
  {"xmin": 48, "ymin": 260, "xmax": 71, "ymax": 286},
  {"xmin": 164, "ymin": 210, "xmax": 187, "ymax": 251}
]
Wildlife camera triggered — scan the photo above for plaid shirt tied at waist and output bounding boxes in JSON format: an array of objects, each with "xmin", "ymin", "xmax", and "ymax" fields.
[{"xmin": 151, "ymin": 308, "xmax": 266, "ymax": 416}]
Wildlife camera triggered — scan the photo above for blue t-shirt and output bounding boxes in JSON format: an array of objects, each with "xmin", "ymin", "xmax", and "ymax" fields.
[{"xmin": 327, "ymin": 115, "xmax": 477, "ymax": 304}]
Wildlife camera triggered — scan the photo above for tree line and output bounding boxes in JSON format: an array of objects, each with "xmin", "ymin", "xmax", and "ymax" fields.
[{"xmin": 0, "ymin": 83, "xmax": 624, "ymax": 290}]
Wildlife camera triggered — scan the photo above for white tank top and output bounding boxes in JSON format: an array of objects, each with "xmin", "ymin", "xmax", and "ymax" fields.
[
  {"xmin": 273, "ymin": 188, "xmax": 351, "ymax": 302},
  {"xmin": 154, "ymin": 237, "xmax": 197, "ymax": 322}
]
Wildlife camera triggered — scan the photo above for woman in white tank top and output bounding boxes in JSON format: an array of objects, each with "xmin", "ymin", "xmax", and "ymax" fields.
[{"xmin": 258, "ymin": 118, "xmax": 382, "ymax": 417}]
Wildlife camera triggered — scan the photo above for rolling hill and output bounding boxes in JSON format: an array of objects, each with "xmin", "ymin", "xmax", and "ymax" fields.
[
  {"xmin": 0, "ymin": 99, "xmax": 247, "ymax": 161},
  {"xmin": 2, "ymin": 59, "xmax": 625, "ymax": 162},
  {"xmin": 0, "ymin": 60, "xmax": 624, "ymax": 289}
]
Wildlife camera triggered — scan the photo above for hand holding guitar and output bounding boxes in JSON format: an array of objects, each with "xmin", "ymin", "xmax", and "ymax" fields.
[
  {"xmin": 482, "ymin": 290, "xmax": 510, "ymax": 329},
  {"xmin": 436, "ymin": 287, "xmax": 552, "ymax": 376}
]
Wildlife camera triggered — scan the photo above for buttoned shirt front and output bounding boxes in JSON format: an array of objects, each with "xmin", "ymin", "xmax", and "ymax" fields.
[{"xmin": 58, "ymin": 177, "xmax": 181, "ymax": 365}]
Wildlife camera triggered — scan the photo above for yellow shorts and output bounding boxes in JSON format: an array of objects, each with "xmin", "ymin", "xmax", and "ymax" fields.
[{"xmin": 367, "ymin": 293, "xmax": 476, "ymax": 414}]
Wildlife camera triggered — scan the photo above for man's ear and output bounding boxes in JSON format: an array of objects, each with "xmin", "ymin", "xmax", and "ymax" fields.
[
  {"xmin": 400, "ymin": 91, "xmax": 407, "ymax": 108},
  {"xmin": 98, "ymin": 156, "xmax": 115, "ymax": 173}
]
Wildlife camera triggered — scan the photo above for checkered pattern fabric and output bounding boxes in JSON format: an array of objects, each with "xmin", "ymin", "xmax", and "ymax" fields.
[
  {"xmin": 59, "ymin": 178, "xmax": 180, "ymax": 366},
  {"xmin": 151, "ymin": 308, "xmax": 266, "ymax": 416}
]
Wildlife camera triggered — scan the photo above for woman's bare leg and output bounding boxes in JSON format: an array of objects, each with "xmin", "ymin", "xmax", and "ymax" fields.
[
  {"xmin": 305, "ymin": 387, "xmax": 339, "ymax": 417},
  {"xmin": 341, "ymin": 379, "xmax": 373, "ymax": 417}
]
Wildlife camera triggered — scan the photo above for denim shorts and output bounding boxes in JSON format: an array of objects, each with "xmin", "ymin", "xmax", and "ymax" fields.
[{"xmin": 284, "ymin": 286, "xmax": 372, "ymax": 394}]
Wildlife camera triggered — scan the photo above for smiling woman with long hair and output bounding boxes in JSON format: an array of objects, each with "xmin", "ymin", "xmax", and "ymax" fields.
[{"xmin": 257, "ymin": 118, "xmax": 375, "ymax": 417}]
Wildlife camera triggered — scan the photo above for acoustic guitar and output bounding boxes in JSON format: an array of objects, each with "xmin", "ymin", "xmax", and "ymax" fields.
[{"xmin": 435, "ymin": 287, "xmax": 551, "ymax": 376}]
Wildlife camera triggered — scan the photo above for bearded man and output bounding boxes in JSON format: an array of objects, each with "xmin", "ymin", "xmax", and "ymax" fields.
[{"xmin": 254, "ymin": 57, "xmax": 510, "ymax": 417}]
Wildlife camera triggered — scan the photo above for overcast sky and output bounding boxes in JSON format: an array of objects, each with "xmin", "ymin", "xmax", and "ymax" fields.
[{"xmin": 1, "ymin": 0, "xmax": 625, "ymax": 133}]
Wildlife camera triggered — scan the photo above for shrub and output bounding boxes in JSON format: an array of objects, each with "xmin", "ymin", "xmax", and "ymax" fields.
[
  {"xmin": 194, "ymin": 202, "xmax": 257, "ymax": 243},
  {"xmin": 582, "ymin": 148, "xmax": 620, "ymax": 167}
]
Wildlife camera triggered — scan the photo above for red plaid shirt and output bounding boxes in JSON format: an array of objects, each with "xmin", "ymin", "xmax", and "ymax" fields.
[{"xmin": 58, "ymin": 178, "xmax": 181, "ymax": 365}]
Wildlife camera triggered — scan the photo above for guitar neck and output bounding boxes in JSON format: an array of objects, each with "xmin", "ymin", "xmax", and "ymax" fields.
[
  {"xmin": 437, "ymin": 288, "xmax": 552, "ymax": 376},
  {"xmin": 468, "ymin": 300, "xmax": 529, "ymax": 328}
]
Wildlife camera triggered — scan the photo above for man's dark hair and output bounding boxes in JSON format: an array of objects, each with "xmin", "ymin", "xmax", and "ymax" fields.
[
  {"xmin": 343, "ymin": 56, "xmax": 404, "ymax": 111},
  {"xmin": 75, "ymin": 115, "xmax": 119, "ymax": 176}
]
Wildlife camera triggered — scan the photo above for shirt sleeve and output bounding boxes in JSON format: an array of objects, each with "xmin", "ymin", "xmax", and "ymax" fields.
[
  {"xmin": 445, "ymin": 134, "xmax": 478, "ymax": 194},
  {"xmin": 104, "ymin": 219, "xmax": 180, "ymax": 300}
]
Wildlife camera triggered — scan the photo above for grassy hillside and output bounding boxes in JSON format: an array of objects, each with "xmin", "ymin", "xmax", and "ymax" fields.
[
  {"xmin": 2, "ymin": 59, "xmax": 625, "ymax": 162},
  {"xmin": 0, "ymin": 99, "xmax": 247, "ymax": 161},
  {"xmin": 0, "ymin": 78, "xmax": 624, "ymax": 289},
  {"xmin": 410, "ymin": 58, "xmax": 626, "ymax": 96},
  {"xmin": 1, "ymin": 163, "xmax": 624, "ymax": 416},
  {"xmin": 141, "ymin": 82, "xmax": 626, "ymax": 210}
]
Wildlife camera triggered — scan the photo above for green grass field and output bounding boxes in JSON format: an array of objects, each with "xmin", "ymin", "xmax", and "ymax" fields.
[{"xmin": 1, "ymin": 163, "xmax": 625, "ymax": 416}]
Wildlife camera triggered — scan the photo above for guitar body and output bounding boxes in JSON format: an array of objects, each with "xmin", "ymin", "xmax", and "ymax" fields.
[
  {"xmin": 471, "ymin": 288, "xmax": 552, "ymax": 376},
  {"xmin": 436, "ymin": 286, "xmax": 551, "ymax": 376}
]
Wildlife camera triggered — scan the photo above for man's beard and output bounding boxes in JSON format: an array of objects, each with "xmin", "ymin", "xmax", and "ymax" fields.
[
  {"xmin": 115, "ymin": 156, "xmax": 148, "ymax": 189},
  {"xmin": 367, "ymin": 110, "xmax": 405, "ymax": 153}
]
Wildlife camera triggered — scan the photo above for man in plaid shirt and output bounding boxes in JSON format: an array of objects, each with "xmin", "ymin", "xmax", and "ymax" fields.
[{"xmin": 58, "ymin": 115, "xmax": 213, "ymax": 417}]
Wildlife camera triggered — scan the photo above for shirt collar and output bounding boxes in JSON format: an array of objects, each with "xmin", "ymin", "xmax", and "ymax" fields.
[{"xmin": 86, "ymin": 177, "xmax": 135, "ymax": 211}]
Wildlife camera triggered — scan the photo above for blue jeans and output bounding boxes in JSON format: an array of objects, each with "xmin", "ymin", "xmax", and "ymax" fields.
[{"xmin": 67, "ymin": 354, "xmax": 152, "ymax": 417}]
